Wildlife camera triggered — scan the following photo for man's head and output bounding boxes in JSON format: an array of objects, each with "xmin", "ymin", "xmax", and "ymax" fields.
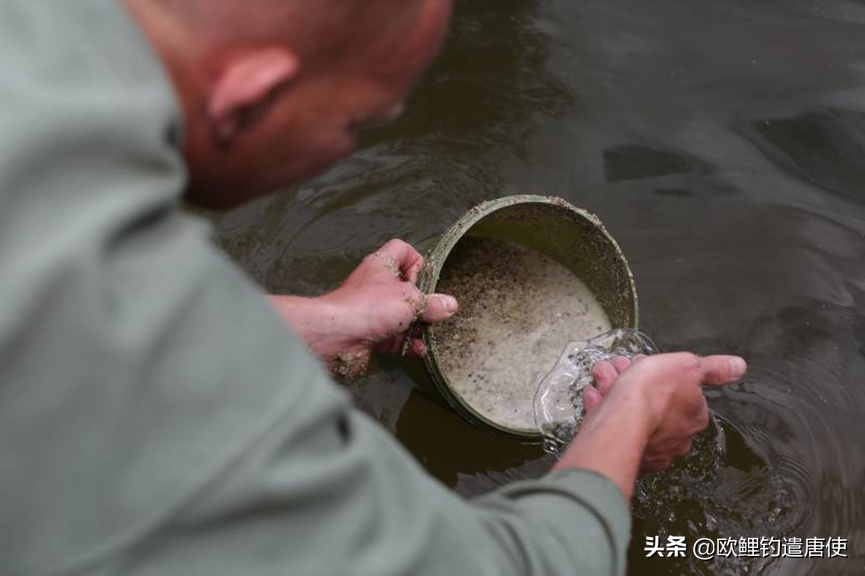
[{"xmin": 125, "ymin": 0, "xmax": 453, "ymax": 208}]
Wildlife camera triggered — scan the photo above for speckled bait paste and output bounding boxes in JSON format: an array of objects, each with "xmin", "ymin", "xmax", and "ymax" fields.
[{"xmin": 434, "ymin": 237, "xmax": 611, "ymax": 432}]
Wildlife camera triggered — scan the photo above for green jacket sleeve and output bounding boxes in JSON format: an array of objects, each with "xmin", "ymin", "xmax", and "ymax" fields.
[
  {"xmin": 0, "ymin": 2, "xmax": 630, "ymax": 576},
  {"xmin": 95, "ymin": 384, "xmax": 631, "ymax": 576}
]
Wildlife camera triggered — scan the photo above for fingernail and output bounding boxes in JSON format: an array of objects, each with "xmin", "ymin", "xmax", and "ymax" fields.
[
  {"xmin": 439, "ymin": 295, "xmax": 458, "ymax": 314},
  {"xmin": 728, "ymin": 357, "xmax": 747, "ymax": 379}
]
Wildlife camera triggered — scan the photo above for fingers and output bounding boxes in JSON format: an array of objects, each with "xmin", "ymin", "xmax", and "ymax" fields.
[
  {"xmin": 700, "ymin": 355, "xmax": 747, "ymax": 386},
  {"xmin": 586, "ymin": 355, "xmax": 632, "ymax": 412},
  {"xmin": 375, "ymin": 239, "xmax": 424, "ymax": 283},
  {"xmin": 369, "ymin": 240, "xmax": 459, "ymax": 325},
  {"xmin": 611, "ymin": 356, "xmax": 632, "ymax": 373},
  {"xmin": 592, "ymin": 356, "xmax": 632, "ymax": 396},
  {"xmin": 407, "ymin": 338, "xmax": 427, "ymax": 356},
  {"xmin": 627, "ymin": 352, "xmax": 744, "ymax": 387},
  {"xmin": 377, "ymin": 335, "xmax": 427, "ymax": 357},
  {"xmin": 583, "ymin": 386, "xmax": 603, "ymax": 414},
  {"xmin": 421, "ymin": 293, "xmax": 458, "ymax": 323},
  {"xmin": 592, "ymin": 361, "xmax": 618, "ymax": 395},
  {"xmin": 381, "ymin": 288, "xmax": 456, "ymax": 358}
]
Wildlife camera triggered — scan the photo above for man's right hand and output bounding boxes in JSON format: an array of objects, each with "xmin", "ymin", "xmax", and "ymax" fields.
[
  {"xmin": 585, "ymin": 353, "xmax": 747, "ymax": 473},
  {"xmin": 554, "ymin": 352, "xmax": 747, "ymax": 500}
]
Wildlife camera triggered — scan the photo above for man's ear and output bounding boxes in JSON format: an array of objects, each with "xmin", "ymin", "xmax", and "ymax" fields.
[{"xmin": 207, "ymin": 46, "xmax": 300, "ymax": 144}]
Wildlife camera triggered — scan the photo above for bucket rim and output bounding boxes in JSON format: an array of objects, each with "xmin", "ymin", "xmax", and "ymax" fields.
[{"xmin": 418, "ymin": 194, "xmax": 639, "ymax": 441}]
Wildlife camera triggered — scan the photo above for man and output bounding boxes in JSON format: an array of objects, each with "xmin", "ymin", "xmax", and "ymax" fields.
[{"xmin": 0, "ymin": 1, "xmax": 747, "ymax": 575}]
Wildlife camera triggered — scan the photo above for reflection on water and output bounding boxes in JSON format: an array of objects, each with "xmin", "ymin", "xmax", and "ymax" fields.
[
  {"xmin": 604, "ymin": 144, "xmax": 703, "ymax": 183},
  {"xmin": 747, "ymin": 109, "xmax": 865, "ymax": 202},
  {"xmin": 632, "ymin": 417, "xmax": 801, "ymax": 575},
  {"xmin": 213, "ymin": 0, "xmax": 865, "ymax": 573}
]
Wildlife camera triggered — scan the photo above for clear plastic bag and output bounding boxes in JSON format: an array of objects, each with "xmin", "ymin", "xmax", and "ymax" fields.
[{"xmin": 533, "ymin": 329, "xmax": 658, "ymax": 455}]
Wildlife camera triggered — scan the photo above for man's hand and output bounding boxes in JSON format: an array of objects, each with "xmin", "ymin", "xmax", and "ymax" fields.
[
  {"xmin": 554, "ymin": 352, "xmax": 746, "ymax": 500},
  {"xmin": 584, "ymin": 353, "xmax": 747, "ymax": 472},
  {"xmin": 269, "ymin": 239, "xmax": 458, "ymax": 377}
]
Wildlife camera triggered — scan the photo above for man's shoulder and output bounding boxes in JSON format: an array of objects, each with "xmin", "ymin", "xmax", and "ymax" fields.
[{"xmin": 0, "ymin": 3, "xmax": 342, "ymax": 575}]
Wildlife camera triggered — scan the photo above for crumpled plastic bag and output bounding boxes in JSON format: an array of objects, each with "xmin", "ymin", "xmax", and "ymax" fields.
[{"xmin": 534, "ymin": 329, "xmax": 657, "ymax": 455}]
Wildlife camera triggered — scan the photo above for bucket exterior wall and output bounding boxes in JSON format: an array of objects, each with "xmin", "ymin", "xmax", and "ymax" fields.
[{"xmin": 417, "ymin": 195, "xmax": 639, "ymax": 441}]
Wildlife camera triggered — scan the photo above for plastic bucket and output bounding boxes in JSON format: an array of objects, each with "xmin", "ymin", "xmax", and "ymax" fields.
[{"xmin": 417, "ymin": 194, "xmax": 639, "ymax": 441}]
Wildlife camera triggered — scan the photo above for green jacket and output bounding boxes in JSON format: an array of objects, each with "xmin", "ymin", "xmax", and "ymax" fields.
[{"xmin": 0, "ymin": 2, "xmax": 631, "ymax": 575}]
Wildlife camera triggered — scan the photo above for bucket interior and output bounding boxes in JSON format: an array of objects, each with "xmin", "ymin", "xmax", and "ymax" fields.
[
  {"xmin": 422, "ymin": 197, "xmax": 638, "ymax": 439},
  {"xmin": 447, "ymin": 202, "xmax": 636, "ymax": 328}
]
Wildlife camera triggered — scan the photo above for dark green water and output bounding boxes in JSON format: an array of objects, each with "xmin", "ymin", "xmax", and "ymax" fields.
[{"xmin": 212, "ymin": 1, "xmax": 865, "ymax": 573}]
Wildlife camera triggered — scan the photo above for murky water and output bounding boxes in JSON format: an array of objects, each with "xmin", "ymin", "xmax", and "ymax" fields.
[{"xmin": 211, "ymin": 1, "xmax": 865, "ymax": 574}]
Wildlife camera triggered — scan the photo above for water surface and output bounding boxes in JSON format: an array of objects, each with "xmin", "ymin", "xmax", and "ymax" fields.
[{"xmin": 212, "ymin": 1, "xmax": 865, "ymax": 573}]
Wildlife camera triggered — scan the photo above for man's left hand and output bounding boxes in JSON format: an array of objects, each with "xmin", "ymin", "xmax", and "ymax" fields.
[{"xmin": 269, "ymin": 239, "xmax": 458, "ymax": 377}]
